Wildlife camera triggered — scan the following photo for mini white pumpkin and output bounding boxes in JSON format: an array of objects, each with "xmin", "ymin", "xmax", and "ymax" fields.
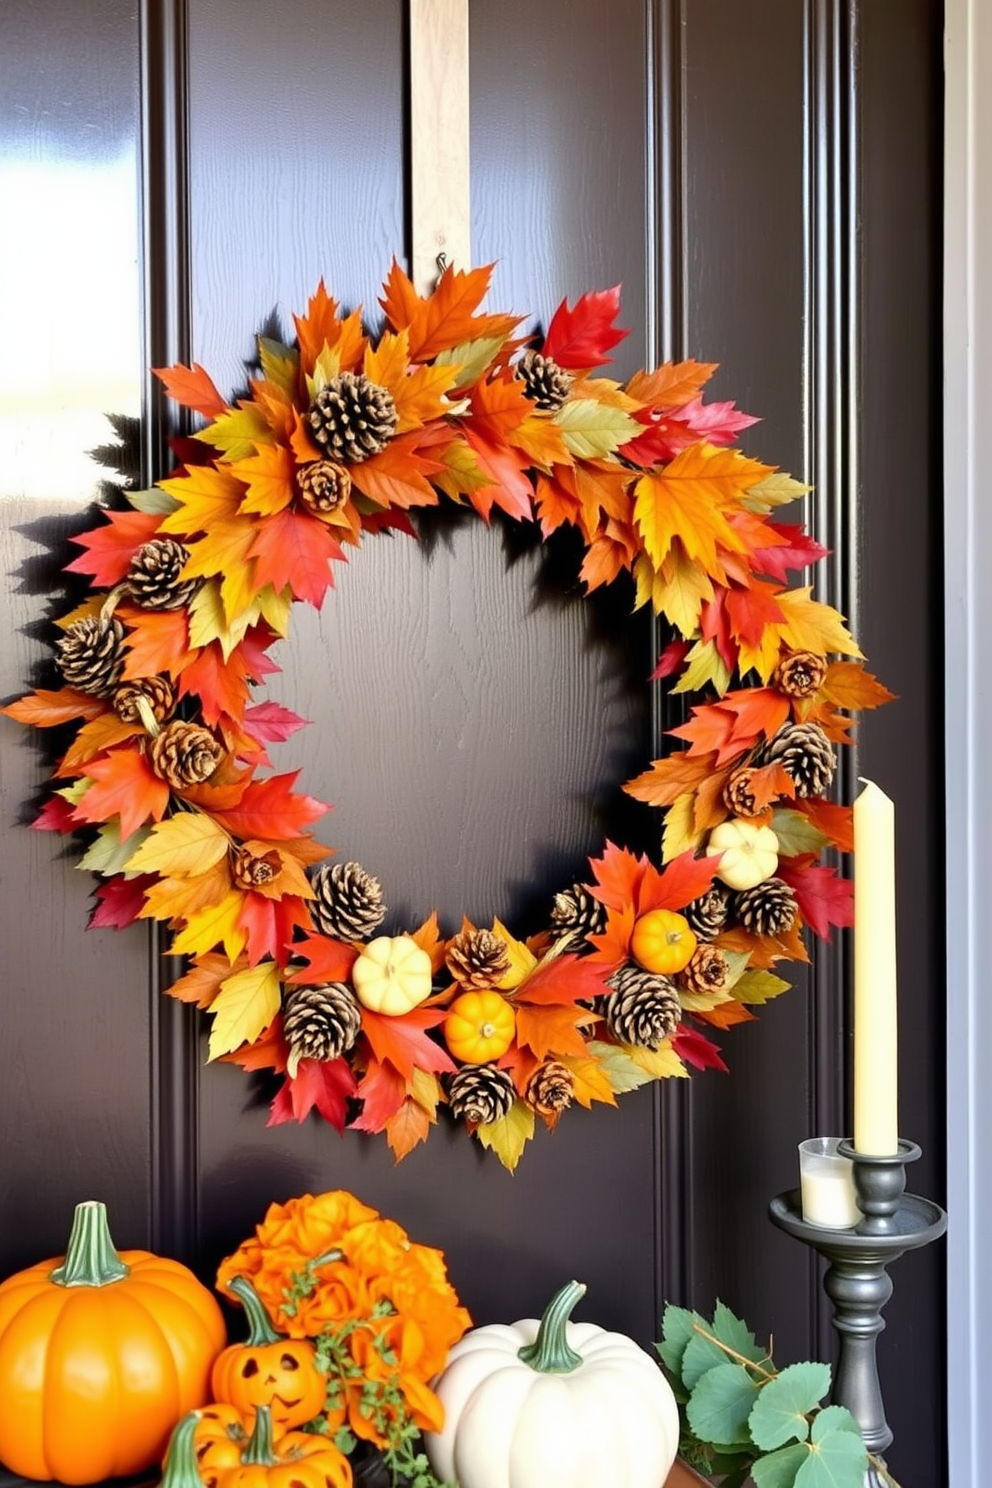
[
  {"xmin": 424, "ymin": 1281, "xmax": 680, "ymax": 1488},
  {"xmin": 351, "ymin": 933, "xmax": 433, "ymax": 1014},
  {"xmin": 706, "ymin": 818, "xmax": 779, "ymax": 890}
]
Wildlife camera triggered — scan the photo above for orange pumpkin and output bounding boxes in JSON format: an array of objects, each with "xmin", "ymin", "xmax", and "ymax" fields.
[
  {"xmin": 629, "ymin": 908, "xmax": 697, "ymax": 974},
  {"xmin": 0, "ymin": 1200, "xmax": 226, "ymax": 1484},
  {"xmin": 212, "ymin": 1275, "xmax": 328, "ymax": 1431},
  {"xmin": 163, "ymin": 1405, "xmax": 353, "ymax": 1488},
  {"xmin": 443, "ymin": 989, "xmax": 516, "ymax": 1063}
]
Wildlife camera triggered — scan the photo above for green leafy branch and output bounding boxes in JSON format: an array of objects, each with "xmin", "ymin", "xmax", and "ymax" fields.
[{"xmin": 657, "ymin": 1300, "xmax": 901, "ymax": 1488}]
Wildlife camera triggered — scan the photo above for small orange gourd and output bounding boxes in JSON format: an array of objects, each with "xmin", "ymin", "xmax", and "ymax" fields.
[
  {"xmin": 211, "ymin": 1275, "xmax": 327, "ymax": 1431},
  {"xmin": 629, "ymin": 908, "xmax": 697, "ymax": 974},
  {"xmin": 162, "ymin": 1405, "xmax": 353, "ymax": 1488},
  {"xmin": 444, "ymin": 989, "xmax": 516, "ymax": 1063},
  {"xmin": 0, "ymin": 1200, "xmax": 226, "ymax": 1485}
]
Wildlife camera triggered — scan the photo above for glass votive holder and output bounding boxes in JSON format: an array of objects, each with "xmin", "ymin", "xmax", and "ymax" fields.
[{"xmin": 798, "ymin": 1136, "xmax": 862, "ymax": 1229}]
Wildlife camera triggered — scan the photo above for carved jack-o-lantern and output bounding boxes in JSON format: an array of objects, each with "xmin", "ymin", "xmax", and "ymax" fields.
[{"xmin": 211, "ymin": 1276, "xmax": 327, "ymax": 1430}]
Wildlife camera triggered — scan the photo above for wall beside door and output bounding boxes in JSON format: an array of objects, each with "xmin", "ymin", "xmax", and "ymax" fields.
[{"xmin": 0, "ymin": 2, "xmax": 944, "ymax": 1483}]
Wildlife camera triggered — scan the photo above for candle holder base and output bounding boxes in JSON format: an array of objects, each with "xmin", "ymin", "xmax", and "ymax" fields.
[{"xmin": 770, "ymin": 1141, "xmax": 946, "ymax": 1474}]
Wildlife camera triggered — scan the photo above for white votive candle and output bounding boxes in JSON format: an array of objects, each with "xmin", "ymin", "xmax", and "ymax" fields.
[{"xmin": 798, "ymin": 1137, "xmax": 861, "ymax": 1229}]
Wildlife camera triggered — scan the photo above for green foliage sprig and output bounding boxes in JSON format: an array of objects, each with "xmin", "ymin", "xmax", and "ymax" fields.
[{"xmin": 658, "ymin": 1301, "xmax": 900, "ymax": 1488}]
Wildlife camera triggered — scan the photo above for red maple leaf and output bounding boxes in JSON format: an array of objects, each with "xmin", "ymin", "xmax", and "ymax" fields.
[
  {"xmin": 462, "ymin": 427, "xmax": 535, "ymax": 522},
  {"xmin": 178, "ymin": 641, "xmax": 260, "ymax": 726},
  {"xmin": 73, "ymin": 748, "xmax": 171, "ymax": 838},
  {"xmin": 221, "ymin": 1014, "xmax": 289, "ymax": 1073},
  {"xmin": 725, "ymin": 580, "xmax": 787, "ymax": 647},
  {"xmin": 650, "ymin": 640, "xmax": 692, "ymax": 681},
  {"xmin": 89, "ymin": 874, "xmax": 158, "ymax": 930},
  {"xmin": 249, "ymin": 506, "xmax": 345, "ymax": 607},
  {"xmin": 637, "ymin": 850, "xmax": 721, "ymax": 914},
  {"xmin": 210, "ymin": 772, "xmax": 329, "ymax": 841},
  {"xmin": 671, "ymin": 1026, "xmax": 728, "ymax": 1072},
  {"xmin": 238, "ymin": 892, "xmax": 312, "ymax": 967},
  {"xmin": 65, "ymin": 511, "xmax": 164, "ymax": 587},
  {"xmin": 268, "ymin": 1057, "xmax": 356, "ymax": 1131},
  {"xmin": 752, "ymin": 523, "xmax": 830, "ymax": 581},
  {"xmin": 777, "ymin": 856, "xmax": 855, "ymax": 941},
  {"xmin": 667, "ymin": 395, "xmax": 759, "ymax": 446},
  {"xmin": 351, "ymin": 1060, "xmax": 408, "ymax": 1134},
  {"xmin": 586, "ymin": 840, "xmax": 646, "ymax": 913},
  {"xmin": 542, "ymin": 286, "xmax": 628, "ymax": 369},
  {"xmin": 32, "ymin": 795, "xmax": 79, "ymax": 833},
  {"xmin": 515, "ymin": 953, "xmax": 612, "ymax": 1007},
  {"xmin": 797, "ymin": 797, "xmax": 855, "ymax": 853},
  {"xmin": 243, "ymin": 701, "xmax": 310, "ymax": 745},
  {"xmin": 360, "ymin": 1007, "xmax": 456, "ymax": 1080}
]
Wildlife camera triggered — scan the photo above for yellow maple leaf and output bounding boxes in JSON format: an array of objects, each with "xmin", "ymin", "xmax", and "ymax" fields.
[
  {"xmin": 556, "ymin": 399, "xmax": 641, "ymax": 459},
  {"xmin": 774, "ymin": 586, "xmax": 863, "ymax": 659},
  {"xmin": 475, "ymin": 1100, "xmax": 535, "ymax": 1172},
  {"xmin": 391, "ymin": 361, "xmax": 461, "ymax": 432},
  {"xmin": 364, "ymin": 327, "xmax": 411, "ymax": 392},
  {"xmin": 434, "ymin": 336, "xmax": 507, "ymax": 388},
  {"xmin": 181, "ymin": 521, "xmax": 260, "ymax": 626},
  {"xmin": 139, "ymin": 862, "xmax": 232, "ymax": 922},
  {"xmin": 508, "ymin": 413, "xmax": 572, "ymax": 471},
  {"xmin": 126, "ymin": 813, "xmax": 230, "ymax": 879},
  {"xmin": 661, "ymin": 792, "xmax": 703, "ymax": 862},
  {"xmin": 737, "ymin": 623, "xmax": 785, "ymax": 685},
  {"xmin": 560, "ymin": 1055, "xmax": 617, "ymax": 1109},
  {"xmin": 408, "ymin": 1066, "xmax": 442, "ymax": 1119},
  {"xmin": 671, "ymin": 638, "xmax": 731, "ymax": 697},
  {"xmin": 307, "ymin": 343, "xmax": 343, "ymax": 397},
  {"xmin": 430, "ymin": 437, "xmax": 490, "ymax": 503},
  {"xmin": 159, "ymin": 465, "xmax": 246, "ymax": 535},
  {"xmin": 741, "ymin": 470, "xmax": 812, "ymax": 513},
  {"xmin": 628, "ymin": 1039, "xmax": 688, "ymax": 1079},
  {"xmin": 258, "ymin": 337, "xmax": 299, "ymax": 395},
  {"xmin": 656, "ymin": 545, "xmax": 716, "ymax": 635},
  {"xmin": 493, "ymin": 916, "xmax": 539, "ymax": 990},
  {"xmin": 171, "ymin": 889, "xmax": 247, "ymax": 962},
  {"xmin": 634, "ymin": 445, "xmax": 769, "ymax": 578},
  {"xmin": 229, "ymin": 443, "xmax": 297, "ymax": 516},
  {"xmin": 195, "ymin": 404, "xmax": 272, "ymax": 462},
  {"xmin": 207, "ymin": 959, "xmax": 282, "ymax": 1060}
]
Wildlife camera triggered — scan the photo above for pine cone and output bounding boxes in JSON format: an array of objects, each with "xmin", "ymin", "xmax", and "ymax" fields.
[
  {"xmin": 733, "ymin": 877, "xmax": 798, "ymax": 936},
  {"xmin": 762, "ymin": 721, "xmax": 836, "ymax": 798},
  {"xmin": 308, "ymin": 373, "xmax": 398, "ymax": 464},
  {"xmin": 298, "ymin": 460, "xmax": 352, "ymax": 515},
  {"xmin": 309, "ymin": 862, "xmax": 386, "ymax": 940},
  {"xmin": 773, "ymin": 650, "xmax": 828, "ymax": 699},
  {"xmin": 446, "ymin": 927, "xmax": 511, "ymax": 988},
  {"xmin": 283, "ymin": 983, "xmax": 362, "ymax": 1071},
  {"xmin": 126, "ymin": 539, "xmax": 199, "ymax": 610},
  {"xmin": 233, "ymin": 845, "xmax": 283, "ymax": 890},
  {"xmin": 549, "ymin": 883, "xmax": 607, "ymax": 942},
  {"xmin": 723, "ymin": 767, "xmax": 769, "ymax": 819},
  {"xmin": 680, "ymin": 945, "xmax": 731, "ymax": 995},
  {"xmin": 112, "ymin": 675, "xmax": 176, "ymax": 726},
  {"xmin": 684, "ymin": 885, "xmax": 730, "ymax": 943},
  {"xmin": 148, "ymin": 720, "xmax": 223, "ymax": 789},
  {"xmin": 56, "ymin": 616, "xmax": 126, "ymax": 697},
  {"xmin": 603, "ymin": 963, "xmax": 681, "ymax": 1048},
  {"xmin": 526, "ymin": 1059, "xmax": 575, "ymax": 1119},
  {"xmin": 448, "ymin": 1063, "xmax": 516, "ymax": 1125},
  {"xmin": 517, "ymin": 350, "xmax": 574, "ymax": 412}
]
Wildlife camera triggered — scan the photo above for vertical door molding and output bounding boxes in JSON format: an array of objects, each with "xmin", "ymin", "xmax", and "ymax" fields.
[
  {"xmin": 945, "ymin": 2, "xmax": 989, "ymax": 1481},
  {"xmin": 139, "ymin": 0, "xmax": 200, "ymax": 1263},
  {"xmin": 646, "ymin": 0, "xmax": 692, "ymax": 1315}
]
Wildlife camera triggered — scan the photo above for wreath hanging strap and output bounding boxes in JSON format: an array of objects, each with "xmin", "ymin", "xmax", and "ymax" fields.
[{"xmin": 2, "ymin": 261, "xmax": 892, "ymax": 1171}]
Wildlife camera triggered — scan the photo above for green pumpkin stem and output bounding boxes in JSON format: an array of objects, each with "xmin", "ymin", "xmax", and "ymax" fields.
[
  {"xmin": 49, "ymin": 1200, "xmax": 129, "ymax": 1288},
  {"xmin": 241, "ymin": 1405, "xmax": 278, "ymax": 1465},
  {"xmin": 517, "ymin": 1280, "xmax": 586, "ymax": 1374},
  {"xmin": 228, "ymin": 1274, "xmax": 283, "ymax": 1345},
  {"xmin": 158, "ymin": 1412, "xmax": 203, "ymax": 1488}
]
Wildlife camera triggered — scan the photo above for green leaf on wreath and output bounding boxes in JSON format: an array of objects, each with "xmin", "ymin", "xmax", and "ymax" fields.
[
  {"xmin": 434, "ymin": 337, "xmax": 507, "ymax": 387},
  {"xmin": 474, "ymin": 1100, "xmax": 535, "ymax": 1171},
  {"xmin": 587, "ymin": 1041, "xmax": 655, "ymax": 1094},
  {"xmin": 793, "ymin": 1408, "xmax": 867, "ymax": 1488},
  {"xmin": 679, "ymin": 1300, "xmax": 768, "ymax": 1389},
  {"xmin": 79, "ymin": 820, "xmax": 152, "ymax": 877},
  {"xmin": 749, "ymin": 1361, "xmax": 831, "ymax": 1450},
  {"xmin": 125, "ymin": 486, "xmax": 183, "ymax": 515},
  {"xmin": 734, "ymin": 969, "xmax": 793, "ymax": 1005},
  {"xmin": 751, "ymin": 1442, "xmax": 810, "ymax": 1488},
  {"xmin": 686, "ymin": 1361, "xmax": 760, "ymax": 1447},
  {"xmin": 555, "ymin": 398, "xmax": 641, "ymax": 458},
  {"xmin": 658, "ymin": 1304, "xmax": 705, "ymax": 1379},
  {"xmin": 771, "ymin": 808, "xmax": 831, "ymax": 857}
]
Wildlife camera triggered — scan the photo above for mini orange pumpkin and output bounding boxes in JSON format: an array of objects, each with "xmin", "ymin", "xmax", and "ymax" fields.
[
  {"xmin": 163, "ymin": 1405, "xmax": 353, "ymax": 1488},
  {"xmin": 629, "ymin": 908, "xmax": 697, "ymax": 974},
  {"xmin": 0, "ymin": 1200, "xmax": 226, "ymax": 1484},
  {"xmin": 443, "ymin": 989, "xmax": 516, "ymax": 1063},
  {"xmin": 212, "ymin": 1275, "xmax": 328, "ymax": 1431}
]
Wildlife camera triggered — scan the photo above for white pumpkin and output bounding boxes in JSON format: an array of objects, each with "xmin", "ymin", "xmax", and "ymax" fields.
[
  {"xmin": 706, "ymin": 817, "xmax": 779, "ymax": 890},
  {"xmin": 351, "ymin": 933, "xmax": 433, "ymax": 1014},
  {"xmin": 424, "ymin": 1281, "xmax": 680, "ymax": 1488}
]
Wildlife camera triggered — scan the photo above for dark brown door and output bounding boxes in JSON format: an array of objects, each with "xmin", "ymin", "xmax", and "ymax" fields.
[{"xmin": 0, "ymin": 2, "xmax": 944, "ymax": 1483}]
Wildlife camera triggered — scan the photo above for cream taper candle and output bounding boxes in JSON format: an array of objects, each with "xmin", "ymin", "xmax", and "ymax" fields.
[{"xmin": 852, "ymin": 779, "xmax": 899, "ymax": 1155}]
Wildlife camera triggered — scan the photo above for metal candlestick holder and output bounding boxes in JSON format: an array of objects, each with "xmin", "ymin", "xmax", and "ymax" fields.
[{"xmin": 769, "ymin": 1140, "xmax": 946, "ymax": 1486}]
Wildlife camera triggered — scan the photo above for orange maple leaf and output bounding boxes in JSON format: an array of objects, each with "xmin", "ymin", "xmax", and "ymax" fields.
[
  {"xmin": 360, "ymin": 1007, "xmax": 456, "ymax": 1080},
  {"xmin": 561, "ymin": 1054, "xmax": 618, "ymax": 1108},
  {"xmin": 384, "ymin": 1098, "xmax": 433, "ymax": 1162},
  {"xmin": 402, "ymin": 263, "xmax": 521, "ymax": 362},
  {"xmin": 230, "ymin": 443, "xmax": 297, "ymax": 516},
  {"xmin": 153, "ymin": 361, "xmax": 229, "ymax": 418},
  {"xmin": 166, "ymin": 952, "xmax": 240, "ymax": 1008},
  {"xmin": 796, "ymin": 797, "xmax": 855, "ymax": 853},
  {"xmin": 139, "ymin": 861, "xmax": 233, "ymax": 924},
  {"xmin": 65, "ymin": 511, "xmax": 165, "ymax": 587},
  {"xmin": 120, "ymin": 606, "xmax": 197, "ymax": 681},
  {"xmin": 350, "ymin": 431, "xmax": 445, "ymax": 511},
  {"xmin": 624, "ymin": 751, "xmax": 719, "ymax": 808},
  {"xmin": 515, "ymin": 1003, "xmax": 593, "ymax": 1061},
  {"xmin": 410, "ymin": 910, "xmax": 448, "ymax": 975},
  {"xmin": 159, "ymin": 464, "xmax": 246, "ymax": 536},
  {"xmin": 462, "ymin": 427, "xmax": 535, "ymax": 522},
  {"xmin": 634, "ymin": 444, "xmax": 771, "ymax": 578},
  {"xmin": 587, "ymin": 903, "xmax": 636, "ymax": 967},
  {"xmin": 73, "ymin": 747, "xmax": 171, "ymax": 838},
  {"xmin": 249, "ymin": 506, "xmax": 344, "ymax": 607},
  {"xmin": 626, "ymin": 360, "xmax": 718, "ymax": 409},
  {"xmin": 378, "ymin": 259, "xmax": 423, "ymax": 335},
  {"xmin": 288, "ymin": 932, "xmax": 359, "ymax": 985},
  {"xmin": 534, "ymin": 470, "xmax": 583, "ymax": 538},
  {"xmin": 220, "ymin": 1013, "xmax": 289, "ymax": 1073},
  {"xmin": 54, "ymin": 714, "xmax": 142, "ymax": 776},
  {"xmin": 292, "ymin": 281, "xmax": 342, "ymax": 373},
  {"xmin": 820, "ymin": 661, "xmax": 896, "ymax": 712},
  {"xmin": 694, "ymin": 1001, "xmax": 758, "ymax": 1030},
  {"xmin": 1, "ymin": 688, "xmax": 107, "ymax": 728},
  {"xmin": 469, "ymin": 370, "xmax": 532, "ymax": 441}
]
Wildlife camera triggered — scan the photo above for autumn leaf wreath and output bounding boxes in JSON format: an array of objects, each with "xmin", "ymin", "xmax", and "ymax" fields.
[{"xmin": 3, "ymin": 263, "xmax": 892, "ymax": 1170}]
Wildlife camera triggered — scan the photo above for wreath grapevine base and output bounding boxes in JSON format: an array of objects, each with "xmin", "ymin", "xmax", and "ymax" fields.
[{"xmin": 3, "ymin": 262, "xmax": 893, "ymax": 1171}]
